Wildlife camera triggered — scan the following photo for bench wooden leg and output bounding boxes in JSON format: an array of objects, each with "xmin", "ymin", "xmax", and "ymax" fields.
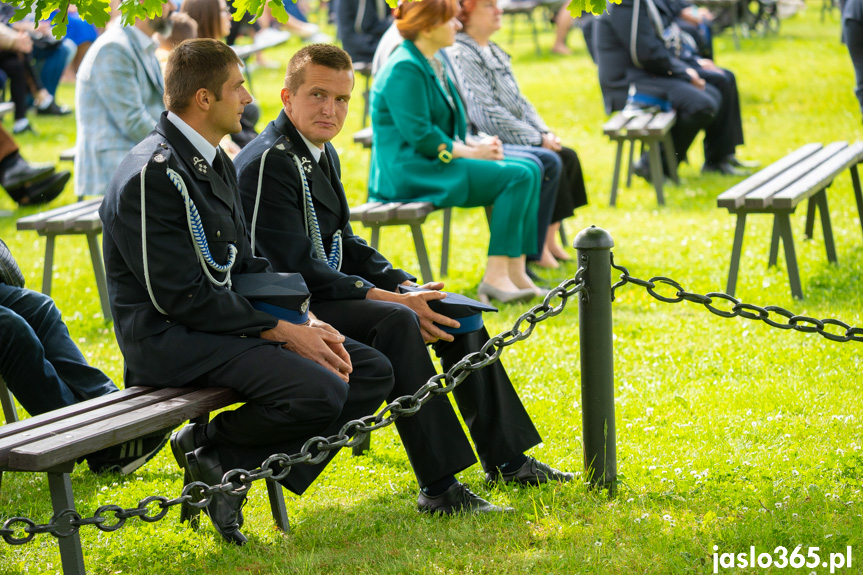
[
  {"xmin": 610, "ymin": 140, "xmax": 624, "ymax": 207},
  {"xmin": 850, "ymin": 164, "xmax": 863, "ymax": 241},
  {"xmin": 804, "ymin": 195, "xmax": 817, "ymax": 240},
  {"xmin": 48, "ymin": 471, "xmax": 86, "ymax": 575},
  {"xmin": 647, "ymin": 143, "xmax": 666, "ymax": 206},
  {"xmin": 409, "ymin": 223, "xmax": 434, "ymax": 284},
  {"xmin": 662, "ymin": 135, "xmax": 679, "ymax": 184},
  {"xmin": 440, "ymin": 207, "xmax": 452, "ymax": 278},
  {"xmin": 625, "ymin": 140, "xmax": 635, "ymax": 189},
  {"xmin": 775, "ymin": 213, "xmax": 804, "ymax": 299},
  {"xmin": 42, "ymin": 233, "xmax": 57, "ymax": 296},
  {"xmin": 768, "ymin": 217, "xmax": 780, "ymax": 267},
  {"xmin": 369, "ymin": 225, "xmax": 381, "ymax": 250},
  {"xmin": 726, "ymin": 213, "xmax": 747, "ymax": 297},
  {"xmin": 265, "ymin": 480, "xmax": 291, "ymax": 533},
  {"xmin": 815, "ymin": 189, "xmax": 837, "ymax": 263},
  {"xmin": 86, "ymin": 232, "xmax": 112, "ymax": 322}
]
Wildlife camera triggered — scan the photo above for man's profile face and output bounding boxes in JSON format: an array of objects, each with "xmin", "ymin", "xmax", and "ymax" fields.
[
  {"xmin": 209, "ymin": 64, "xmax": 252, "ymax": 137},
  {"xmin": 281, "ymin": 64, "xmax": 354, "ymax": 148}
]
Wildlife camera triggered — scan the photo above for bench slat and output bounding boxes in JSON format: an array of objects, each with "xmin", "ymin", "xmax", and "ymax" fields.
[
  {"xmin": 7, "ymin": 388, "xmax": 241, "ymax": 471},
  {"xmin": 772, "ymin": 141, "xmax": 863, "ymax": 209},
  {"xmin": 363, "ymin": 202, "xmax": 404, "ymax": 223},
  {"xmin": 395, "ymin": 202, "xmax": 437, "ymax": 220},
  {"xmin": 645, "ymin": 111, "xmax": 676, "ymax": 135},
  {"xmin": 353, "ymin": 126, "xmax": 373, "ymax": 148},
  {"xmin": 602, "ymin": 113, "xmax": 631, "ymax": 136},
  {"xmin": 621, "ymin": 114, "xmax": 653, "ymax": 136},
  {"xmin": 16, "ymin": 198, "xmax": 103, "ymax": 231},
  {"xmin": 349, "ymin": 201, "xmax": 383, "ymax": 221},
  {"xmin": 43, "ymin": 203, "xmax": 103, "ymax": 233}
]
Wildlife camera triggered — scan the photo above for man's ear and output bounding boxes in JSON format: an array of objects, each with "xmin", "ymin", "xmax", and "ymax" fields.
[
  {"xmin": 194, "ymin": 88, "xmax": 212, "ymax": 111},
  {"xmin": 280, "ymin": 87, "xmax": 291, "ymax": 112}
]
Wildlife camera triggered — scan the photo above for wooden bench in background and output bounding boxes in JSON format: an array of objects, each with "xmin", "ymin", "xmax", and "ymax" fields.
[
  {"xmin": 0, "ymin": 383, "xmax": 291, "ymax": 575},
  {"xmin": 16, "ymin": 198, "xmax": 110, "ymax": 320},
  {"xmin": 603, "ymin": 110, "xmax": 678, "ymax": 207},
  {"xmin": 717, "ymin": 141, "xmax": 863, "ymax": 299}
]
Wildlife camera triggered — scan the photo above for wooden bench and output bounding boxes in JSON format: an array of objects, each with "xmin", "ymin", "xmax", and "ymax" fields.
[
  {"xmin": 231, "ymin": 29, "xmax": 291, "ymax": 95},
  {"xmin": 717, "ymin": 141, "xmax": 863, "ymax": 299},
  {"xmin": 16, "ymin": 198, "xmax": 110, "ymax": 320},
  {"xmin": 502, "ymin": 0, "xmax": 541, "ymax": 55},
  {"xmin": 603, "ymin": 110, "xmax": 678, "ymax": 207},
  {"xmin": 0, "ymin": 383, "xmax": 291, "ymax": 575}
]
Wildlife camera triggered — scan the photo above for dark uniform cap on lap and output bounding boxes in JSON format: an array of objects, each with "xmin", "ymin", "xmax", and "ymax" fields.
[
  {"xmin": 232, "ymin": 273, "xmax": 312, "ymax": 324},
  {"xmin": 397, "ymin": 284, "xmax": 497, "ymax": 334}
]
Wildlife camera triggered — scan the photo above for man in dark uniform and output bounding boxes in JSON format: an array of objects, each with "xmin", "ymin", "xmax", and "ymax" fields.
[
  {"xmin": 99, "ymin": 39, "xmax": 395, "ymax": 545},
  {"xmin": 234, "ymin": 44, "xmax": 573, "ymax": 516},
  {"xmin": 596, "ymin": 0, "xmax": 752, "ymax": 176}
]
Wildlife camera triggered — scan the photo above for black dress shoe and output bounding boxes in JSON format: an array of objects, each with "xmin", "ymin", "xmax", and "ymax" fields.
[
  {"xmin": 36, "ymin": 101, "xmax": 72, "ymax": 116},
  {"xmin": 702, "ymin": 161, "xmax": 747, "ymax": 176},
  {"xmin": 485, "ymin": 456, "xmax": 574, "ymax": 486},
  {"xmin": 725, "ymin": 154, "xmax": 760, "ymax": 169},
  {"xmin": 417, "ymin": 482, "xmax": 513, "ymax": 515},
  {"xmin": 186, "ymin": 446, "xmax": 248, "ymax": 545},
  {"xmin": 0, "ymin": 155, "xmax": 54, "ymax": 192},
  {"xmin": 15, "ymin": 171, "xmax": 70, "ymax": 205}
]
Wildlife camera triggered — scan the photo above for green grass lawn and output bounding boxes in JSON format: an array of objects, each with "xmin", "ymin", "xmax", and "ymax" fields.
[{"xmin": 2, "ymin": 6, "xmax": 863, "ymax": 574}]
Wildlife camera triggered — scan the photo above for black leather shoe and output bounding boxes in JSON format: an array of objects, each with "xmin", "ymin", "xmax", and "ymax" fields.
[
  {"xmin": 631, "ymin": 158, "xmax": 652, "ymax": 183},
  {"xmin": 186, "ymin": 446, "xmax": 248, "ymax": 545},
  {"xmin": 725, "ymin": 155, "xmax": 760, "ymax": 169},
  {"xmin": 486, "ymin": 456, "xmax": 575, "ymax": 486},
  {"xmin": 14, "ymin": 171, "xmax": 69, "ymax": 205},
  {"xmin": 36, "ymin": 101, "xmax": 72, "ymax": 116},
  {"xmin": 702, "ymin": 161, "xmax": 747, "ymax": 176},
  {"xmin": 0, "ymin": 155, "xmax": 54, "ymax": 192},
  {"xmin": 417, "ymin": 482, "xmax": 513, "ymax": 515}
]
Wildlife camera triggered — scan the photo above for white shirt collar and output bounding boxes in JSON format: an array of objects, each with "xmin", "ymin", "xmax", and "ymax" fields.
[
  {"xmin": 167, "ymin": 111, "xmax": 218, "ymax": 166},
  {"xmin": 297, "ymin": 130, "xmax": 324, "ymax": 163}
]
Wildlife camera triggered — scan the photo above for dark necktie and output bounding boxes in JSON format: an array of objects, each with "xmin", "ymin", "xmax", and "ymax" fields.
[
  {"xmin": 212, "ymin": 151, "xmax": 227, "ymax": 180},
  {"xmin": 317, "ymin": 151, "xmax": 331, "ymax": 183}
]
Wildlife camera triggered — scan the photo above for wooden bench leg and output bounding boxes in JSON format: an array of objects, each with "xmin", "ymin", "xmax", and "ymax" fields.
[
  {"xmin": 369, "ymin": 225, "xmax": 381, "ymax": 250},
  {"xmin": 647, "ymin": 142, "xmax": 665, "ymax": 206},
  {"xmin": 48, "ymin": 471, "xmax": 86, "ymax": 575},
  {"xmin": 42, "ymin": 233, "xmax": 57, "ymax": 296},
  {"xmin": 440, "ymin": 207, "xmax": 452, "ymax": 278},
  {"xmin": 625, "ymin": 140, "xmax": 635, "ymax": 189},
  {"xmin": 726, "ymin": 213, "xmax": 747, "ymax": 297},
  {"xmin": 265, "ymin": 480, "xmax": 291, "ymax": 533},
  {"xmin": 409, "ymin": 223, "xmax": 434, "ymax": 284},
  {"xmin": 805, "ymin": 195, "xmax": 817, "ymax": 240},
  {"xmin": 850, "ymin": 164, "xmax": 863, "ymax": 241},
  {"xmin": 775, "ymin": 213, "xmax": 804, "ymax": 299},
  {"xmin": 86, "ymin": 232, "xmax": 112, "ymax": 322},
  {"xmin": 815, "ymin": 189, "xmax": 837, "ymax": 263},
  {"xmin": 610, "ymin": 140, "xmax": 624, "ymax": 207},
  {"xmin": 768, "ymin": 217, "xmax": 780, "ymax": 267},
  {"xmin": 662, "ymin": 135, "xmax": 679, "ymax": 184}
]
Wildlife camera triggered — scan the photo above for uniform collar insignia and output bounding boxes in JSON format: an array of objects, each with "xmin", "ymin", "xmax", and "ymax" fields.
[
  {"xmin": 192, "ymin": 156, "xmax": 208, "ymax": 175},
  {"xmin": 301, "ymin": 156, "xmax": 313, "ymax": 174}
]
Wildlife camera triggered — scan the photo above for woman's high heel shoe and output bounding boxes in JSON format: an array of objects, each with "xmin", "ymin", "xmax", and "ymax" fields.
[{"xmin": 477, "ymin": 281, "xmax": 536, "ymax": 305}]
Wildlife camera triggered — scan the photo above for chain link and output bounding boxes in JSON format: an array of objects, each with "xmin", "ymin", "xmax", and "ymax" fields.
[
  {"xmin": 1, "ymin": 264, "xmax": 587, "ymax": 546},
  {"xmin": 610, "ymin": 254, "xmax": 863, "ymax": 343}
]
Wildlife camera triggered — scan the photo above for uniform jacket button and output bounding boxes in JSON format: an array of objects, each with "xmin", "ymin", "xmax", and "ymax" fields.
[{"xmin": 355, "ymin": 280, "xmax": 363, "ymax": 288}]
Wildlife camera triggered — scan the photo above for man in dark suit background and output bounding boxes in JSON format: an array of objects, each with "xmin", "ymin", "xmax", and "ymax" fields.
[
  {"xmin": 99, "ymin": 39, "xmax": 395, "ymax": 545},
  {"xmin": 234, "ymin": 45, "xmax": 573, "ymax": 516}
]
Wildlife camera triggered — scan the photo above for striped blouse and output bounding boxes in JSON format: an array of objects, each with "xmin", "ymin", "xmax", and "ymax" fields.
[{"xmin": 446, "ymin": 33, "xmax": 549, "ymax": 146}]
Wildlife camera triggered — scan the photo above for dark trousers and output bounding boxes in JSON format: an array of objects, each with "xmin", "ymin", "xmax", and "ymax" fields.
[
  {"xmin": 312, "ymin": 298, "xmax": 542, "ymax": 486},
  {"xmin": 503, "ymin": 144, "xmax": 560, "ymax": 259},
  {"xmin": 697, "ymin": 66, "xmax": 745, "ymax": 164},
  {"xmin": 0, "ymin": 284, "xmax": 117, "ymax": 416},
  {"xmin": 194, "ymin": 338, "xmax": 394, "ymax": 495},
  {"xmin": 845, "ymin": 18, "xmax": 863, "ymax": 121},
  {"xmin": 0, "ymin": 52, "xmax": 35, "ymax": 120}
]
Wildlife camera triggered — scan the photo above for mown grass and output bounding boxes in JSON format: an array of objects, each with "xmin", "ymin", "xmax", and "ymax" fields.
[{"xmin": 2, "ymin": 6, "xmax": 863, "ymax": 574}]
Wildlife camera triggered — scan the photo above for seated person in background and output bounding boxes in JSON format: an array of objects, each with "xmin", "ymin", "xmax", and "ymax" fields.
[
  {"xmin": 337, "ymin": 0, "xmax": 393, "ymax": 63},
  {"xmin": 844, "ymin": 0, "xmax": 863, "ymax": 121},
  {"xmin": 0, "ymin": 123, "xmax": 69, "ymax": 205},
  {"xmin": 100, "ymin": 39, "xmax": 394, "ymax": 545},
  {"xmin": 234, "ymin": 43, "xmax": 573, "ymax": 517},
  {"xmin": 447, "ymin": 0, "xmax": 588, "ymax": 269},
  {"xmin": 155, "ymin": 12, "xmax": 199, "ymax": 72},
  {"xmin": 596, "ymin": 0, "xmax": 751, "ymax": 178},
  {"xmin": 370, "ymin": 0, "xmax": 544, "ymax": 303},
  {"xmin": 0, "ymin": 239, "xmax": 169, "ymax": 474}
]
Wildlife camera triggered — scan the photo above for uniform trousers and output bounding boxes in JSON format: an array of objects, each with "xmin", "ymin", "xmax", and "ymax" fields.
[
  {"xmin": 456, "ymin": 156, "xmax": 541, "ymax": 258},
  {"xmin": 845, "ymin": 17, "xmax": 863, "ymax": 120},
  {"xmin": 0, "ymin": 284, "xmax": 117, "ymax": 416},
  {"xmin": 192, "ymin": 337, "xmax": 395, "ymax": 495},
  {"xmin": 312, "ymin": 298, "xmax": 543, "ymax": 487},
  {"xmin": 696, "ymin": 66, "xmax": 745, "ymax": 164}
]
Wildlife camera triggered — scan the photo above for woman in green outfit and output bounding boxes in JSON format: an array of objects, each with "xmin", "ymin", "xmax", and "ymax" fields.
[{"xmin": 369, "ymin": 0, "xmax": 544, "ymax": 303}]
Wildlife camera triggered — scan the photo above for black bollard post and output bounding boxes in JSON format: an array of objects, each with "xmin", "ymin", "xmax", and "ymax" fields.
[{"xmin": 573, "ymin": 226, "xmax": 617, "ymax": 494}]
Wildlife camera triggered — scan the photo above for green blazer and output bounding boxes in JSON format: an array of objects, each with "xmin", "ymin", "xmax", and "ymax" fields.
[{"xmin": 369, "ymin": 39, "xmax": 473, "ymax": 207}]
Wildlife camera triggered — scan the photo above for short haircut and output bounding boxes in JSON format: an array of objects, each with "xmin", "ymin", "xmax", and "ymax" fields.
[
  {"xmin": 164, "ymin": 39, "xmax": 242, "ymax": 113},
  {"xmin": 395, "ymin": 0, "xmax": 460, "ymax": 41},
  {"xmin": 180, "ymin": 0, "xmax": 223, "ymax": 40},
  {"xmin": 284, "ymin": 44, "xmax": 354, "ymax": 93},
  {"xmin": 165, "ymin": 12, "xmax": 198, "ymax": 48}
]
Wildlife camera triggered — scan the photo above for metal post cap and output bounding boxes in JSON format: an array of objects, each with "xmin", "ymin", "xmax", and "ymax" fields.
[{"xmin": 573, "ymin": 226, "xmax": 614, "ymax": 250}]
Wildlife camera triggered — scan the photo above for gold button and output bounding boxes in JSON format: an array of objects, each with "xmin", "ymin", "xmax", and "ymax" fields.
[
  {"xmin": 216, "ymin": 230, "xmax": 221, "ymax": 238},
  {"xmin": 355, "ymin": 281, "xmax": 363, "ymax": 288}
]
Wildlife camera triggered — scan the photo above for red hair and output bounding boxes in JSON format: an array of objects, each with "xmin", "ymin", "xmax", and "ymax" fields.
[{"xmin": 395, "ymin": 0, "xmax": 460, "ymax": 41}]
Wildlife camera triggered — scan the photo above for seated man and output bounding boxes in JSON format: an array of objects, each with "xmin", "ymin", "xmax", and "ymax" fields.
[
  {"xmin": 234, "ymin": 44, "xmax": 573, "ymax": 515},
  {"xmin": 0, "ymin": 123, "xmax": 69, "ymax": 205},
  {"xmin": 0, "ymin": 239, "xmax": 168, "ymax": 474},
  {"xmin": 99, "ymin": 39, "xmax": 394, "ymax": 545}
]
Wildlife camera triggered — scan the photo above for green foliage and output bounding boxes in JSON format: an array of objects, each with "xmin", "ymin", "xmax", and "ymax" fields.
[
  {"xmin": 1, "ymin": 8, "xmax": 862, "ymax": 575},
  {"xmin": 568, "ymin": 0, "xmax": 618, "ymax": 17}
]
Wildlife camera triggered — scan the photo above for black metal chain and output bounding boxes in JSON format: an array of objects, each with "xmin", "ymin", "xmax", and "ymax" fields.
[
  {"xmin": 610, "ymin": 254, "xmax": 863, "ymax": 343},
  {"xmin": 0, "ymin": 262, "xmax": 588, "ymax": 546}
]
